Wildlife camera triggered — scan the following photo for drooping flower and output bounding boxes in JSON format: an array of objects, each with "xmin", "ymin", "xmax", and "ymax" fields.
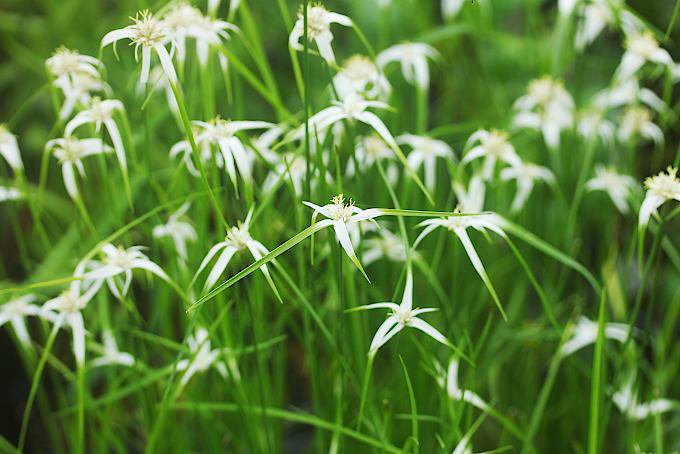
[
  {"xmin": 0, "ymin": 186, "xmax": 22, "ymax": 202},
  {"xmin": 0, "ymin": 295, "xmax": 43, "ymax": 349},
  {"xmin": 194, "ymin": 208, "xmax": 275, "ymax": 291},
  {"xmin": 65, "ymin": 97, "xmax": 129, "ymax": 178},
  {"xmin": 443, "ymin": 357, "xmax": 489, "ymax": 411},
  {"xmin": 617, "ymin": 30, "xmax": 674, "ymax": 81},
  {"xmin": 573, "ymin": 0, "xmax": 616, "ymax": 51},
  {"xmin": 594, "ymin": 77, "xmax": 667, "ymax": 114},
  {"xmin": 0, "ymin": 124, "xmax": 23, "ymax": 172},
  {"xmin": 461, "ymin": 129, "xmax": 520, "ymax": 180},
  {"xmin": 193, "ymin": 117, "xmax": 274, "ymax": 188},
  {"xmin": 333, "ymin": 54, "xmax": 390, "ymax": 100},
  {"xmin": 176, "ymin": 327, "xmax": 229, "ymax": 387},
  {"xmin": 54, "ymin": 73, "xmax": 110, "ymax": 121},
  {"xmin": 289, "ymin": 3, "xmax": 352, "ymax": 65},
  {"xmin": 414, "ymin": 176, "xmax": 507, "ymax": 317},
  {"xmin": 617, "ymin": 106, "xmax": 663, "ymax": 146},
  {"xmin": 162, "ymin": 2, "xmax": 238, "ymax": 69},
  {"xmin": 398, "ymin": 134, "xmax": 455, "ymax": 191},
  {"xmin": 559, "ymin": 316, "xmax": 630, "ymax": 357},
  {"xmin": 377, "ymin": 42, "xmax": 439, "ymax": 89},
  {"xmin": 585, "ymin": 165, "xmax": 637, "ymax": 213},
  {"xmin": 612, "ymin": 375, "xmax": 677, "ymax": 420},
  {"xmin": 303, "ymin": 194, "xmax": 385, "ymax": 279},
  {"xmin": 354, "ymin": 268, "xmax": 450, "ymax": 356},
  {"xmin": 41, "ymin": 264, "xmax": 103, "ymax": 366},
  {"xmin": 500, "ymin": 161, "xmax": 554, "ymax": 213},
  {"xmin": 513, "ymin": 76, "xmax": 574, "ymax": 150},
  {"xmin": 638, "ymin": 166, "xmax": 680, "ymax": 227},
  {"xmin": 101, "ymin": 10, "xmax": 177, "ymax": 85},
  {"xmin": 85, "ymin": 243, "xmax": 170, "ymax": 300},
  {"xmin": 153, "ymin": 202, "xmax": 198, "ymax": 264},
  {"xmin": 91, "ymin": 330, "xmax": 135, "ymax": 368},
  {"xmin": 46, "ymin": 137, "xmax": 112, "ymax": 200}
]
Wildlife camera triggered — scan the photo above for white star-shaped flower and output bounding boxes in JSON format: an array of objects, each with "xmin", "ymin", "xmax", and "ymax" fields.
[
  {"xmin": 638, "ymin": 166, "xmax": 680, "ymax": 227},
  {"xmin": 152, "ymin": 202, "xmax": 198, "ymax": 264},
  {"xmin": 617, "ymin": 30, "xmax": 673, "ymax": 81},
  {"xmin": 0, "ymin": 124, "xmax": 23, "ymax": 172},
  {"xmin": 176, "ymin": 327, "xmax": 229, "ymax": 388},
  {"xmin": 586, "ymin": 165, "xmax": 637, "ymax": 214},
  {"xmin": 399, "ymin": 134, "xmax": 454, "ymax": 191},
  {"xmin": 91, "ymin": 330, "xmax": 135, "ymax": 368},
  {"xmin": 0, "ymin": 295, "xmax": 42, "ymax": 349},
  {"xmin": 289, "ymin": 3, "xmax": 352, "ymax": 65},
  {"xmin": 559, "ymin": 316, "xmax": 630, "ymax": 357},
  {"xmin": 500, "ymin": 161, "xmax": 554, "ymax": 213},
  {"xmin": 377, "ymin": 42, "xmax": 439, "ymax": 89},
  {"xmin": 46, "ymin": 137, "xmax": 112, "ymax": 200},
  {"xmin": 462, "ymin": 129, "xmax": 520, "ymax": 180}
]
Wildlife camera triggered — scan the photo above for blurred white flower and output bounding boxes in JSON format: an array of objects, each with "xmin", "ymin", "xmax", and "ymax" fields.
[
  {"xmin": 101, "ymin": 10, "xmax": 177, "ymax": 85},
  {"xmin": 0, "ymin": 186, "xmax": 22, "ymax": 202},
  {"xmin": 594, "ymin": 78, "xmax": 666, "ymax": 114},
  {"xmin": 613, "ymin": 375, "xmax": 677, "ymax": 420},
  {"xmin": 291, "ymin": 94, "xmax": 397, "ymax": 150},
  {"xmin": 86, "ymin": 244, "xmax": 170, "ymax": 300},
  {"xmin": 346, "ymin": 134, "xmax": 397, "ymax": 182},
  {"xmin": 617, "ymin": 31, "xmax": 673, "ymax": 81},
  {"xmin": 333, "ymin": 54, "xmax": 390, "ymax": 100},
  {"xmin": 194, "ymin": 117, "xmax": 274, "ymax": 188},
  {"xmin": 574, "ymin": 0, "xmax": 616, "ymax": 51},
  {"xmin": 414, "ymin": 176, "xmax": 506, "ymax": 316},
  {"xmin": 54, "ymin": 73, "xmax": 110, "ymax": 121},
  {"xmin": 355, "ymin": 268, "xmax": 449, "ymax": 356},
  {"xmin": 0, "ymin": 295, "xmax": 42, "ymax": 349},
  {"xmin": 462, "ymin": 129, "xmax": 520, "ymax": 180},
  {"xmin": 560, "ymin": 316, "xmax": 630, "ymax": 356},
  {"xmin": 0, "ymin": 124, "xmax": 23, "ymax": 172},
  {"xmin": 500, "ymin": 161, "xmax": 554, "ymax": 212},
  {"xmin": 639, "ymin": 166, "xmax": 680, "ymax": 227},
  {"xmin": 248, "ymin": 125, "xmax": 285, "ymax": 165},
  {"xmin": 91, "ymin": 330, "xmax": 135, "ymax": 368},
  {"xmin": 452, "ymin": 435, "xmax": 473, "ymax": 454},
  {"xmin": 399, "ymin": 134, "xmax": 454, "ymax": 190},
  {"xmin": 442, "ymin": 0, "xmax": 465, "ymax": 20},
  {"xmin": 65, "ymin": 97, "xmax": 129, "ymax": 177},
  {"xmin": 617, "ymin": 106, "xmax": 663, "ymax": 146},
  {"xmin": 289, "ymin": 3, "xmax": 352, "ymax": 65},
  {"xmin": 445, "ymin": 357, "xmax": 489, "ymax": 411},
  {"xmin": 304, "ymin": 194, "xmax": 385, "ymax": 279},
  {"xmin": 586, "ymin": 165, "xmax": 637, "ymax": 213},
  {"xmin": 576, "ymin": 107, "xmax": 615, "ymax": 144},
  {"xmin": 46, "ymin": 47, "xmax": 102, "ymax": 82},
  {"xmin": 195, "ymin": 208, "xmax": 274, "ymax": 291},
  {"xmin": 42, "ymin": 263, "xmax": 103, "ymax": 366},
  {"xmin": 153, "ymin": 202, "xmax": 198, "ymax": 264},
  {"xmin": 176, "ymin": 327, "xmax": 228, "ymax": 387},
  {"xmin": 514, "ymin": 76, "xmax": 574, "ymax": 150},
  {"xmin": 377, "ymin": 42, "xmax": 439, "ymax": 89},
  {"xmin": 163, "ymin": 2, "xmax": 238, "ymax": 68},
  {"xmin": 262, "ymin": 152, "xmax": 311, "ymax": 196},
  {"xmin": 362, "ymin": 228, "xmax": 409, "ymax": 266},
  {"xmin": 47, "ymin": 137, "xmax": 112, "ymax": 200},
  {"xmin": 558, "ymin": 0, "xmax": 578, "ymax": 16}
]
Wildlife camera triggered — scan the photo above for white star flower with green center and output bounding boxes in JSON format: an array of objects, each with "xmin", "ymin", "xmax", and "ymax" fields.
[
  {"xmin": 153, "ymin": 202, "xmax": 198, "ymax": 265},
  {"xmin": 617, "ymin": 106, "xmax": 663, "ymax": 146},
  {"xmin": 461, "ymin": 129, "xmax": 520, "ymax": 180},
  {"xmin": 0, "ymin": 295, "xmax": 42, "ymax": 349},
  {"xmin": 194, "ymin": 208, "xmax": 277, "ymax": 295},
  {"xmin": 176, "ymin": 327, "xmax": 229, "ymax": 388},
  {"xmin": 46, "ymin": 46, "xmax": 102, "ymax": 82},
  {"xmin": 639, "ymin": 166, "xmax": 680, "ymax": 227},
  {"xmin": 85, "ymin": 244, "xmax": 170, "ymax": 300},
  {"xmin": 414, "ymin": 176, "xmax": 507, "ymax": 319},
  {"xmin": 617, "ymin": 30, "xmax": 673, "ymax": 81},
  {"xmin": 399, "ymin": 134, "xmax": 454, "ymax": 191},
  {"xmin": 193, "ymin": 117, "xmax": 274, "ymax": 189},
  {"xmin": 289, "ymin": 3, "xmax": 352, "ymax": 65},
  {"xmin": 377, "ymin": 42, "xmax": 440, "ymax": 89},
  {"xmin": 101, "ymin": 10, "xmax": 177, "ymax": 85},
  {"xmin": 354, "ymin": 268, "xmax": 450, "ymax": 356},
  {"xmin": 46, "ymin": 137, "xmax": 112, "ymax": 200},
  {"xmin": 333, "ymin": 54, "xmax": 390, "ymax": 100},
  {"xmin": 303, "ymin": 194, "xmax": 385, "ymax": 280},
  {"xmin": 586, "ymin": 165, "xmax": 637, "ymax": 214},
  {"xmin": 500, "ymin": 161, "xmax": 554, "ymax": 213}
]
